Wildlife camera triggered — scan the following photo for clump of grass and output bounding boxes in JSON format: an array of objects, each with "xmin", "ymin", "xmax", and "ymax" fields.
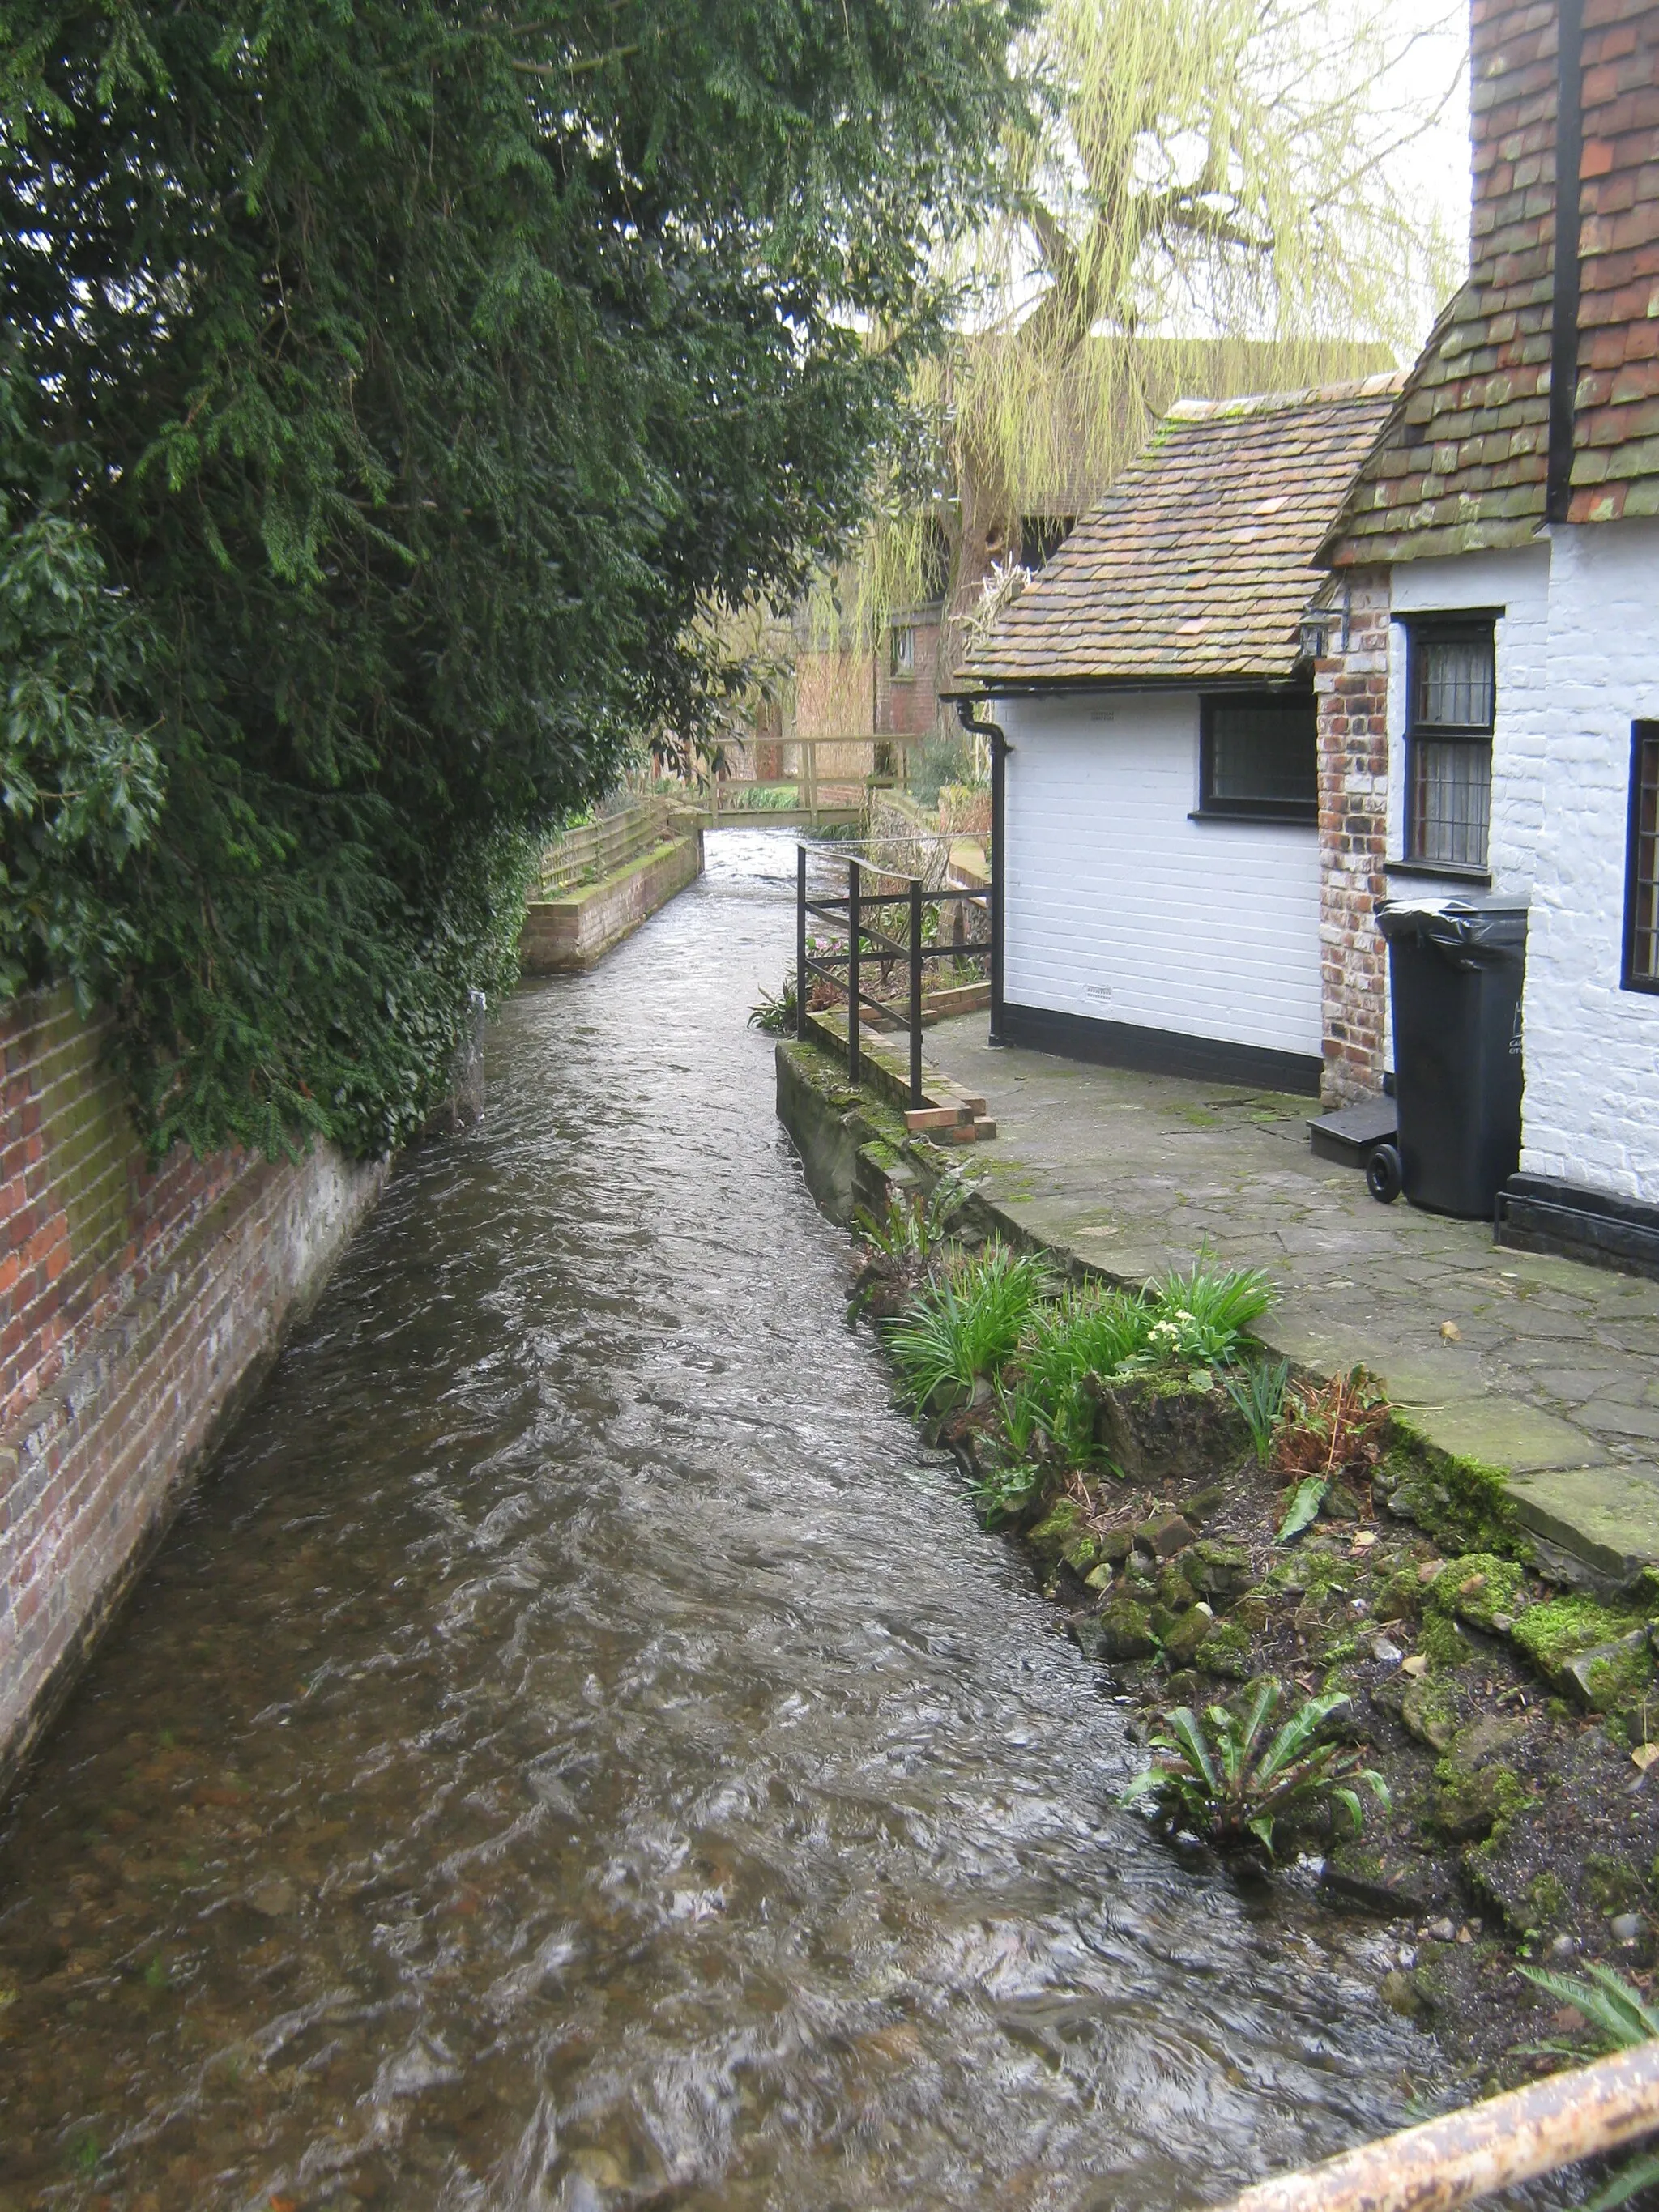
[
  {"xmin": 1225, "ymin": 1356, "xmax": 1290, "ymax": 1466},
  {"xmin": 883, "ymin": 1243, "xmax": 1051, "ymax": 1411},
  {"xmin": 854, "ymin": 1178, "xmax": 967, "ymax": 1269},
  {"xmin": 1123, "ymin": 1678, "xmax": 1388, "ymax": 1860},
  {"xmin": 1019, "ymin": 1282, "xmax": 1155, "ymax": 1460},
  {"xmin": 1273, "ymin": 1366, "xmax": 1387, "ymax": 1481},
  {"xmin": 1144, "ymin": 1248, "xmax": 1277, "ymax": 1366}
]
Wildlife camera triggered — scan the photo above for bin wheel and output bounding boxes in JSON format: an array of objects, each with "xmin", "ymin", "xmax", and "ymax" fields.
[{"xmin": 1366, "ymin": 1142, "xmax": 1403, "ymax": 1205}]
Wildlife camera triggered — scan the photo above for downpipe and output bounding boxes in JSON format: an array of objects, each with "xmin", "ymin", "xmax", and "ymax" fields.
[{"xmin": 954, "ymin": 696, "xmax": 1008, "ymax": 1046}]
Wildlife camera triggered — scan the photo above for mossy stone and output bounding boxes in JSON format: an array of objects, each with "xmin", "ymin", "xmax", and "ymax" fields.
[
  {"xmin": 1094, "ymin": 1596, "xmax": 1157, "ymax": 1663},
  {"xmin": 1401, "ymin": 1674, "xmax": 1461, "ymax": 1751},
  {"xmin": 1560, "ymin": 1629, "xmax": 1654, "ymax": 1715},
  {"xmin": 1511, "ymin": 1598, "xmax": 1646, "ymax": 1690},
  {"xmin": 1027, "ymin": 1498, "xmax": 1085, "ymax": 1571},
  {"xmin": 1157, "ymin": 1558, "xmax": 1201, "ymax": 1612},
  {"xmin": 1196, "ymin": 1619, "xmax": 1252, "ymax": 1679},
  {"xmin": 1432, "ymin": 1761, "xmax": 1527, "ymax": 1843},
  {"xmin": 1061, "ymin": 1530, "xmax": 1101, "ymax": 1575},
  {"xmin": 1424, "ymin": 1553, "xmax": 1527, "ymax": 1634},
  {"xmin": 1149, "ymin": 1604, "xmax": 1213, "ymax": 1665},
  {"xmin": 1189, "ymin": 1539, "xmax": 1252, "ymax": 1600}
]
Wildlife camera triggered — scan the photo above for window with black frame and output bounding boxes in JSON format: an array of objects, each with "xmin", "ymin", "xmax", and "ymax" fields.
[
  {"xmin": 1196, "ymin": 693, "xmax": 1317, "ymax": 821},
  {"xmin": 1626, "ymin": 723, "xmax": 1659, "ymax": 994},
  {"xmin": 1406, "ymin": 622, "xmax": 1495, "ymax": 870}
]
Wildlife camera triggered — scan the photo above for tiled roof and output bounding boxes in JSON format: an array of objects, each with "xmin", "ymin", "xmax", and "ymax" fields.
[
  {"xmin": 1562, "ymin": 0, "xmax": 1659, "ymax": 523},
  {"xmin": 1324, "ymin": 0, "xmax": 1659, "ymax": 563},
  {"xmin": 1323, "ymin": 0, "xmax": 1558, "ymax": 563},
  {"xmin": 956, "ymin": 377, "xmax": 1405, "ymax": 691}
]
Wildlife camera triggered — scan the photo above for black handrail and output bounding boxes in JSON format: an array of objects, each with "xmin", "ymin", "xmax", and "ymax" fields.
[{"xmin": 794, "ymin": 846, "xmax": 989, "ymax": 1108}]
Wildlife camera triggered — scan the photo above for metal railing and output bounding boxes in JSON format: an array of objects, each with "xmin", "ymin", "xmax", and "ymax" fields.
[{"xmin": 795, "ymin": 843, "xmax": 989, "ymax": 1108}]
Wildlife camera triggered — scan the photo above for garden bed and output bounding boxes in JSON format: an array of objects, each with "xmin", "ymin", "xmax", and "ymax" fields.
[{"xmin": 850, "ymin": 1196, "xmax": 1659, "ymax": 2088}]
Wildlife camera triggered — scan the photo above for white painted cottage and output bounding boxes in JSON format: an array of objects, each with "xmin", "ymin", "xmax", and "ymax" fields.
[
  {"xmin": 953, "ymin": 377, "xmax": 1401, "ymax": 1095},
  {"xmin": 1316, "ymin": 0, "xmax": 1659, "ymax": 1272}
]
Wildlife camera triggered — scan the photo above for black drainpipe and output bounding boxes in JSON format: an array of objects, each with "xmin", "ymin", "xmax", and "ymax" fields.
[
  {"xmin": 956, "ymin": 697, "xmax": 1007, "ymax": 1045},
  {"xmin": 1546, "ymin": 0, "xmax": 1585, "ymax": 522}
]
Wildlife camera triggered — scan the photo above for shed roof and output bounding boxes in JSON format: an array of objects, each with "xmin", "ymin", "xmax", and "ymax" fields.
[{"xmin": 956, "ymin": 376, "xmax": 1405, "ymax": 692}]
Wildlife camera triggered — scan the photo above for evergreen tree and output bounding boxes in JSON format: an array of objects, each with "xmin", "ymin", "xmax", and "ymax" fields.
[{"xmin": 1, "ymin": 0, "xmax": 1021, "ymax": 1154}]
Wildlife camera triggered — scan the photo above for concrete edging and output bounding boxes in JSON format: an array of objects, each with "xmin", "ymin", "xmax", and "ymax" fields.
[{"xmin": 774, "ymin": 1035, "xmax": 1648, "ymax": 1587}]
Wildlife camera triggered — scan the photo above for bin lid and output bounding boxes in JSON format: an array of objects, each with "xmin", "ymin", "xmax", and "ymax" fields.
[{"xmin": 1376, "ymin": 896, "xmax": 1529, "ymax": 958}]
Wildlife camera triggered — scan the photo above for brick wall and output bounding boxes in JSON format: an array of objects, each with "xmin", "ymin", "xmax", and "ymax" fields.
[
  {"xmin": 1, "ymin": 987, "xmax": 385, "ymax": 1788},
  {"xmin": 876, "ymin": 612, "xmax": 946, "ymax": 742},
  {"xmin": 1316, "ymin": 573, "xmax": 1392, "ymax": 1102}
]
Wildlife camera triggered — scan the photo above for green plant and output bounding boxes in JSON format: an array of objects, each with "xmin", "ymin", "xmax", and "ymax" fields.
[
  {"xmin": 883, "ymin": 1243, "xmax": 1051, "ymax": 1410},
  {"xmin": 1516, "ymin": 1963, "xmax": 1659, "ymax": 2210},
  {"xmin": 855, "ymin": 1177, "xmax": 969, "ymax": 1268},
  {"xmin": 1144, "ymin": 1249, "xmax": 1277, "ymax": 1366},
  {"xmin": 1123, "ymin": 1678, "xmax": 1388, "ymax": 1859},
  {"xmin": 1276, "ymin": 1475, "xmax": 1328, "ymax": 1544},
  {"xmin": 748, "ymin": 971, "xmax": 800, "ymax": 1034},
  {"xmin": 1225, "ymin": 1357, "xmax": 1290, "ymax": 1466},
  {"xmin": 970, "ymin": 1459, "xmax": 1047, "ymax": 1530},
  {"xmin": 992, "ymin": 1373, "xmax": 1051, "ymax": 1462},
  {"xmin": 1018, "ymin": 1282, "xmax": 1154, "ymax": 1461}
]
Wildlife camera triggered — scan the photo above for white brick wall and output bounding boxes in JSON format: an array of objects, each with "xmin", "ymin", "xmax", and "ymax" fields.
[
  {"xmin": 1380, "ymin": 548, "xmax": 1552, "ymax": 1076},
  {"xmin": 1520, "ymin": 521, "xmax": 1659, "ymax": 1202},
  {"xmin": 1000, "ymin": 690, "xmax": 1322, "ymax": 1056},
  {"xmin": 1385, "ymin": 545, "xmax": 1552, "ymax": 898}
]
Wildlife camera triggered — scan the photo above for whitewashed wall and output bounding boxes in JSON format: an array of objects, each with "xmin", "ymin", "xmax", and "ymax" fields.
[
  {"xmin": 1380, "ymin": 546, "xmax": 1551, "ymax": 1075},
  {"xmin": 998, "ymin": 690, "xmax": 1321, "ymax": 1057},
  {"xmin": 1520, "ymin": 521, "xmax": 1659, "ymax": 1203}
]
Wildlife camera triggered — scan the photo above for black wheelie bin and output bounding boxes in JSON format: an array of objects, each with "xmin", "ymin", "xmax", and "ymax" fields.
[{"xmin": 1371, "ymin": 898, "xmax": 1529, "ymax": 1218}]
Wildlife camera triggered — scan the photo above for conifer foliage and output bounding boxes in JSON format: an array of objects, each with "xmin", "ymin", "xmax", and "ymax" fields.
[{"xmin": 1, "ymin": 0, "xmax": 1018, "ymax": 1155}]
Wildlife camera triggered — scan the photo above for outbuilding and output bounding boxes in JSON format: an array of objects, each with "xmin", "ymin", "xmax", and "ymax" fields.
[{"xmin": 953, "ymin": 376, "xmax": 1401, "ymax": 1094}]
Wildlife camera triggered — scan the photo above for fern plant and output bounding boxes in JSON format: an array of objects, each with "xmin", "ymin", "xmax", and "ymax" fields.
[
  {"xmin": 1124, "ymin": 1680, "xmax": 1388, "ymax": 1860},
  {"xmin": 1515, "ymin": 1963, "xmax": 1659, "ymax": 2210}
]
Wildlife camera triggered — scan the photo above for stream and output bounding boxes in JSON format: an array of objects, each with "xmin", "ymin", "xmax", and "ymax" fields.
[{"xmin": 0, "ymin": 831, "xmax": 1422, "ymax": 2211}]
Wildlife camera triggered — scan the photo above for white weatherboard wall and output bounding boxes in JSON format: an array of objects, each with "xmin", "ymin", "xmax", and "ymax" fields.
[
  {"xmin": 1520, "ymin": 520, "xmax": 1659, "ymax": 1203},
  {"xmin": 999, "ymin": 690, "xmax": 1320, "ymax": 1057}
]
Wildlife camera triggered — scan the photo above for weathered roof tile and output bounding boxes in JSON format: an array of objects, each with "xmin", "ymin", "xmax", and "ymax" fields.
[{"xmin": 957, "ymin": 378, "xmax": 1402, "ymax": 690}]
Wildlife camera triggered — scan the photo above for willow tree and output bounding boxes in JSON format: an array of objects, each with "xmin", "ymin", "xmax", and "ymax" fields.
[{"xmin": 867, "ymin": 0, "xmax": 1461, "ymax": 620}]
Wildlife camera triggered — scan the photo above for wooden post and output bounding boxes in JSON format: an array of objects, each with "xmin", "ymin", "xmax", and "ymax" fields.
[{"xmin": 1211, "ymin": 2042, "xmax": 1659, "ymax": 2212}]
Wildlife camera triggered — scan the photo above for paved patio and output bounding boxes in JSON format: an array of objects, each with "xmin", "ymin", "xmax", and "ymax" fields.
[{"xmin": 923, "ymin": 1016, "xmax": 1659, "ymax": 1579}]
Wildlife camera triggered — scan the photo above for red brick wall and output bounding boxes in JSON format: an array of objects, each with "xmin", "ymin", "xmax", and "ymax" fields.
[
  {"xmin": 1567, "ymin": 0, "xmax": 1659, "ymax": 519},
  {"xmin": 876, "ymin": 612, "xmax": 946, "ymax": 743},
  {"xmin": 2, "ymin": 987, "xmax": 385, "ymax": 1787},
  {"xmin": 2, "ymin": 991, "xmax": 251, "ymax": 1426},
  {"xmin": 1316, "ymin": 574, "xmax": 1392, "ymax": 1103}
]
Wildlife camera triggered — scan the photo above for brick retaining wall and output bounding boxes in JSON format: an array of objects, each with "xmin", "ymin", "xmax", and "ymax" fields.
[{"xmin": 1, "ymin": 987, "xmax": 386, "ymax": 1790}]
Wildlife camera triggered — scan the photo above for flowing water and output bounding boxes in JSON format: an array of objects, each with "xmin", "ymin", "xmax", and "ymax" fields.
[{"xmin": 0, "ymin": 833, "xmax": 1423, "ymax": 2212}]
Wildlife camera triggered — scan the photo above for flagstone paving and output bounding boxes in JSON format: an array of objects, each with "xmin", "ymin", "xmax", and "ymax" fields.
[{"xmin": 923, "ymin": 1016, "xmax": 1659, "ymax": 1582}]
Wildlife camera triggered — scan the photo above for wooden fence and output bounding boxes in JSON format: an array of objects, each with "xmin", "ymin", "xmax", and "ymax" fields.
[{"xmin": 535, "ymin": 799, "xmax": 683, "ymax": 897}]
